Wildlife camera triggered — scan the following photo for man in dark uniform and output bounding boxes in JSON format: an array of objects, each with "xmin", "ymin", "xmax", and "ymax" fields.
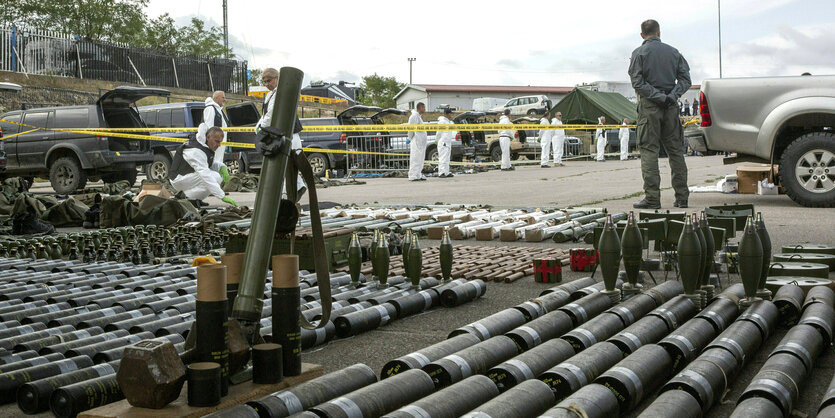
[{"xmin": 628, "ymin": 19, "xmax": 691, "ymax": 209}]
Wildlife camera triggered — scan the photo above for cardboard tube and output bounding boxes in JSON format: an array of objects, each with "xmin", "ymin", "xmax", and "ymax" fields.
[
  {"xmin": 220, "ymin": 253, "xmax": 244, "ymax": 285},
  {"xmin": 272, "ymin": 255, "xmax": 299, "ymax": 289},
  {"xmin": 197, "ymin": 264, "xmax": 227, "ymax": 302}
]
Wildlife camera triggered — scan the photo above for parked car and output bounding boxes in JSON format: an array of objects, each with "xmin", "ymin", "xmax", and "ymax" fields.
[
  {"xmin": 137, "ymin": 101, "xmax": 262, "ymax": 181},
  {"xmin": 605, "ymin": 129, "xmax": 636, "ymax": 153},
  {"xmin": 473, "ymin": 97, "xmax": 506, "ymax": 112},
  {"xmin": 693, "ymin": 75, "xmax": 835, "ymax": 207},
  {"xmin": 0, "ymin": 86, "xmax": 169, "ymax": 193},
  {"xmin": 490, "ymin": 95, "xmax": 551, "ymax": 116}
]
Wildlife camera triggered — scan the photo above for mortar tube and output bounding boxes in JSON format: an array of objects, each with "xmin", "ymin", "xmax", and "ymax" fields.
[
  {"xmin": 272, "ymin": 254, "xmax": 302, "ymax": 376},
  {"xmin": 233, "ymin": 67, "xmax": 304, "ymax": 329},
  {"xmin": 196, "ymin": 264, "xmax": 229, "ymax": 395}
]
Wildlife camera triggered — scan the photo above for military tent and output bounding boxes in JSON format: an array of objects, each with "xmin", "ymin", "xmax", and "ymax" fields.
[{"xmin": 548, "ymin": 88, "xmax": 638, "ymax": 124}]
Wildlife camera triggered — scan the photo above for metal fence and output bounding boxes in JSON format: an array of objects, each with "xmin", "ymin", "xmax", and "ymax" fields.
[
  {"xmin": 0, "ymin": 26, "xmax": 248, "ymax": 95},
  {"xmin": 346, "ymin": 134, "xmax": 410, "ymax": 176}
]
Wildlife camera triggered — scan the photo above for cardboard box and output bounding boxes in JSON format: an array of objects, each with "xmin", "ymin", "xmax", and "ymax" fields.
[
  {"xmin": 133, "ymin": 182, "xmax": 172, "ymax": 202},
  {"xmin": 736, "ymin": 165, "xmax": 776, "ymax": 194},
  {"xmin": 533, "ymin": 258, "xmax": 562, "ymax": 283}
]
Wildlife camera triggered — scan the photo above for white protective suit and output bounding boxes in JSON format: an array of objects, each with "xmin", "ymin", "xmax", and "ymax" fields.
[
  {"xmin": 538, "ymin": 116, "xmax": 553, "ymax": 166},
  {"xmin": 259, "ymin": 88, "xmax": 306, "ymax": 193},
  {"xmin": 551, "ymin": 117, "xmax": 565, "ymax": 165},
  {"xmin": 595, "ymin": 117, "xmax": 606, "ymax": 161},
  {"xmin": 619, "ymin": 123, "xmax": 630, "ymax": 160},
  {"xmin": 170, "ymin": 124, "xmax": 226, "ymax": 200},
  {"xmin": 407, "ymin": 110, "xmax": 428, "ymax": 180},
  {"xmin": 436, "ymin": 116, "xmax": 455, "ymax": 176},
  {"xmin": 203, "ymin": 97, "xmax": 228, "ymax": 164},
  {"xmin": 498, "ymin": 115, "xmax": 513, "ymax": 169}
]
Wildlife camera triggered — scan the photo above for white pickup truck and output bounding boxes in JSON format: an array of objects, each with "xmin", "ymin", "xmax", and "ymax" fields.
[{"xmin": 690, "ymin": 75, "xmax": 835, "ymax": 207}]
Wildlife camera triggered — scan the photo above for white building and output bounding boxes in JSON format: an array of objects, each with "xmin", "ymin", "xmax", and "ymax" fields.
[
  {"xmin": 578, "ymin": 80, "xmax": 701, "ymax": 104},
  {"xmin": 393, "ymin": 84, "xmax": 573, "ymax": 111}
]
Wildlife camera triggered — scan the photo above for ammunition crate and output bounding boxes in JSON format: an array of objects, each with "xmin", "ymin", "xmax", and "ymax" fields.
[{"xmin": 226, "ymin": 229, "xmax": 352, "ymax": 272}]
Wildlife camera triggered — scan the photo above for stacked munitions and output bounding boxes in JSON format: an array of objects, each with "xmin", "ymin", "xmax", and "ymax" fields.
[{"xmin": 0, "ymin": 223, "xmax": 231, "ymax": 264}]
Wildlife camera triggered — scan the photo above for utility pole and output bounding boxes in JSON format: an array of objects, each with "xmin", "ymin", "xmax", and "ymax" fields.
[
  {"xmin": 718, "ymin": 0, "xmax": 723, "ymax": 78},
  {"xmin": 408, "ymin": 58, "xmax": 416, "ymax": 84},
  {"xmin": 223, "ymin": 0, "xmax": 229, "ymax": 59}
]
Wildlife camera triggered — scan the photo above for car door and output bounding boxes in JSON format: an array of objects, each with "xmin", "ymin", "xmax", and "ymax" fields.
[
  {"xmin": 0, "ymin": 113, "xmax": 21, "ymax": 170},
  {"xmin": 17, "ymin": 110, "xmax": 53, "ymax": 170}
]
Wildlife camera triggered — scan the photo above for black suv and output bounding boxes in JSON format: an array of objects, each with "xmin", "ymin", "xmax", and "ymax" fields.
[{"xmin": 0, "ymin": 86, "xmax": 169, "ymax": 193}]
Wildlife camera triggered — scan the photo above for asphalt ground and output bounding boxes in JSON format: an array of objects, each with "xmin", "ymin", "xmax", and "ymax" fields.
[{"xmin": 11, "ymin": 154, "xmax": 835, "ymax": 417}]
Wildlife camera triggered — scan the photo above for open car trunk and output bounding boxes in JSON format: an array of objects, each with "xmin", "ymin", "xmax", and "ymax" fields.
[{"xmin": 99, "ymin": 86, "xmax": 170, "ymax": 152}]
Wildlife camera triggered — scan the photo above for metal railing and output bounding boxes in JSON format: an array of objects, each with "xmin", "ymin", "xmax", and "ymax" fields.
[
  {"xmin": 345, "ymin": 134, "xmax": 410, "ymax": 176},
  {"xmin": 1, "ymin": 26, "xmax": 248, "ymax": 95}
]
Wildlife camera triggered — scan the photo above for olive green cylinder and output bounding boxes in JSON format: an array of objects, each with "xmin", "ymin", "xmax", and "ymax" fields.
[
  {"xmin": 677, "ymin": 216, "xmax": 702, "ymax": 295},
  {"xmin": 738, "ymin": 216, "xmax": 764, "ymax": 299},
  {"xmin": 348, "ymin": 233, "xmax": 362, "ymax": 287},
  {"xmin": 699, "ymin": 212, "xmax": 715, "ymax": 287},
  {"xmin": 407, "ymin": 234, "xmax": 422, "ymax": 288},
  {"xmin": 597, "ymin": 215, "xmax": 622, "ymax": 292},
  {"xmin": 755, "ymin": 212, "xmax": 771, "ymax": 290},
  {"xmin": 232, "ymin": 66, "xmax": 303, "ymax": 323},
  {"xmin": 620, "ymin": 212, "xmax": 643, "ymax": 287},
  {"xmin": 376, "ymin": 234, "xmax": 390, "ymax": 287},
  {"xmin": 439, "ymin": 229, "xmax": 453, "ymax": 282},
  {"xmin": 402, "ymin": 230, "xmax": 412, "ymax": 270}
]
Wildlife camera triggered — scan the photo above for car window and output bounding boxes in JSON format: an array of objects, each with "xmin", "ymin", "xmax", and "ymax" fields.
[
  {"xmin": 171, "ymin": 109, "xmax": 185, "ymax": 127},
  {"xmin": 54, "ymin": 108, "xmax": 89, "ymax": 129},
  {"xmin": 23, "ymin": 111, "xmax": 50, "ymax": 129},
  {"xmin": 157, "ymin": 110, "xmax": 172, "ymax": 128},
  {"xmin": 0, "ymin": 114, "xmax": 21, "ymax": 137},
  {"xmin": 507, "ymin": 99, "xmax": 518, "ymax": 107},
  {"xmin": 140, "ymin": 111, "xmax": 157, "ymax": 127}
]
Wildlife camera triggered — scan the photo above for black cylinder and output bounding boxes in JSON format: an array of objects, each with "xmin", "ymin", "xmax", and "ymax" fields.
[
  {"xmin": 386, "ymin": 375, "xmax": 499, "ymax": 418},
  {"xmin": 23, "ymin": 305, "xmax": 97, "ymax": 326},
  {"xmin": 658, "ymin": 317, "xmax": 717, "ymax": 373},
  {"xmin": 246, "ymin": 363, "xmax": 377, "ymax": 418},
  {"xmin": 559, "ymin": 292, "xmax": 612, "ymax": 326},
  {"xmin": 300, "ymin": 321, "xmax": 336, "ymax": 349},
  {"xmin": 272, "ymin": 286, "xmax": 301, "ymax": 377},
  {"xmin": 513, "ymin": 300, "xmax": 547, "ymax": 322},
  {"xmin": 422, "ymin": 335, "xmax": 519, "ymax": 389},
  {"xmin": 47, "ymin": 306, "xmax": 127, "ymax": 328},
  {"xmin": 0, "ymin": 322, "xmax": 48, "ymax": 341},
  {"xmin": 773, "ymin": 284, "xmax": 804, "ymax": 326},
  {"xmin": 334, "ymin": 304, "xmax": 397, "ymax": 338},
  {"xmin": 14, "ymin": 327, "xmax": 105, "ymax": 354},
  {"xmin": 16, "ymin": 360, "xmax": 119, "ymax": 413},
  {"xmin": 540, "ymin": 341, "xmax": 623, "ymax": 401},
  {"xmin": 188, "ymin": 362, "xmax": 222, "ymax": 407},
  {"xmin": 637, "ymin": 389, "xmax": 702, "ymax": 418},
  {"xmin": 488, "ymin": 338, "xmax": 575, "ymax": 392},
  {"xmin": 799, "ymin": 302, "xmax": 835, "ymax": 343},
  {"xmin": 316, "ymin": 302, "xmax": 372, "ymax": 322},
  {"xmin": 0, "ymin": 300, "xmax": 48, "ymax": 316},
  {"xmin": 0, "ymin": 301, "xmax": 72, "ymax": 323},
  {"xmin": 447, "ymin": 308, "xmax": 527, "ymax": 341},
  {"xmin": 642, "ymin": 280, "xmax": 685, "ymax": 306},
  {"xmin": 0, "ymin": 349, "xmax": 38, "ymax": 365},
  {"xmin": 540, "ymin": 383, "xmax": 619, "ymax": 418},
  {"xmin": 308, "ymin": 369, "xmax": 435, "ymax": 418},
  {"xmin": 381, "ymin": 333, "xmax": 481, "ymax": 379},
  {"xmin": 39, "ymin": 330, "xmax": 131, "ymax": 355},
  {"xmin": 154, "ymin": 320, "xmax": 193, "ymax": 339},
  {"xmin": 440, "ymin": 280, "xmax": 487, "ymax": 308},
  {"xmin": 506, "ymin": 311, "xmax": 574, "ymax": 352},
  {"xmin": 730, "ymin": 396, "xmax": 784, "ymax": 418},
  {"xmin": 738, "ymin": 352, "xmax": 805, "ymax": 416},
  {"xmin": 0, "ymin": 352, "xmax": 64, "ymax": 373},
  {"xmin": 65, "ymin": 332, "xmax": 152, "ymax": 359},
  {"xmin": 594, "ymin": 344, "xmax": 672, "ymax": 412},
  {"xmin": 561, "ymin": 313, "xmax": 625, "ymax": 353},
  {"xmin": 662, "ymin": 347, "xmax": 738, "ymax": 412},
  {"xmin": 704, "ymin": 320, "xmax": 764, "ymax": 367},
  {"xmin": 49, "ymin": 373, "xmax": 124, "ymax": 418},
  {"xmin": 196, "ymin": 299, "xmax": 229, "ymax": 396},
  {"xmin": 803, "ymin": 286, "xmax": 835, "ymax": 312},
  {"xmin": 389, "ymin": 290, "xmax": 438, "ymax": 318},
  {"xmin": 203, "ymin": 404, "xmax": 260, "ymax": 418},
  {"xmin": 141, "ymin": 294, "xmax": 197, "ymax": 313},
  {"xmin": 540, "ymin": 277, "xmax": 598, "ymax": 297},
  {"xmin": 648, "ymin": 295, "xmax": 699, "ymax": 330},
  {"xmin": 534, "ymin": 291, "xmax": 572, "ymax": 313},
  {"xmin": 695, "ymin": 297, "xmax": 740, "ymax": 333},
  {"xmin": 571, "ymin": 280, "xmax": 623, "ymax": 300},
  {"xmin": 605, "ymin": 293, "xmax": 657, "ymax": 328},
  {"xmin": 737, "ymin": 300, "xmax": 779, "ymax": 341},
  {"xmin": 129, "ymin": 312, "xmax": 193, "ymax": 335},
  {"xmin": 252, "ymin": 343, "xmax": 283, "ymax": 384},
  {"xmin": 0, "ymin": 355, "xmax": 93, "ymax": 403},
  {"xmin": 608, "ymin": 315, "xmax": 671, "ymax": 355},
  {"xmin": 79, "ymin": 307, "xmax": 154, "ymax": 329},
  {"xmin": 770, "ymin": 323, "xmax": 825, "ymax": 373},
  {"xmin": 462, "ymin": 379, "xmax": 554, "ymax": 418}
]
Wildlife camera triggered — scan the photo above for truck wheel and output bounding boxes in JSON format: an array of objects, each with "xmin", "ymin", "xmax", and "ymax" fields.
[
  {"xmin": 490, "ymin": 146, "xmax": 502, "ymax": 162},
  {"xmin": 226, "ymin": 157, "xmax": 245, "ymax": 175},
  {"xmin": 426, "ymin": 146, "xmax": 439, "ymax": 163},
  {"xmin": 147, "ymin": 153, "xmax": 171, "ymax": 182},
  {"xmin": 511, "ymin": 152, "xmax": 520, "ymax": 161},
  {"xmin": 779, "ymin": 132, "xmax": 835, "ymax": 208},
  {"xmin": 527, "ymin": 109, "xmax": 538, "ymax": 116},
  {"xmin": 307, "ymin": 153, "xmax": 329, "ymax": 177},
  {"xmin": 49, "ymin": 156, "xmax": 87, "ymax": 194}
]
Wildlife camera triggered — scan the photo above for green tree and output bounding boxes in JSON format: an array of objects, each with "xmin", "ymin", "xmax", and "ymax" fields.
[
  {"xmin": 15, "ymin": 0, "xmax": 149, "ymax": 44},
  {"xmin": 135, "ymin": 13, "xmax": 181, "ymax": 54},
  {"xmin": 359, "ymin": 74, "xmax": 404, "ymax": 109},
  {"xmin": 176, "ymin": 18, "xmax": 232, "ymax": 58},
  {"xmin": 248, "ymin": 68, "xmax": 263, "ymax": 87}
]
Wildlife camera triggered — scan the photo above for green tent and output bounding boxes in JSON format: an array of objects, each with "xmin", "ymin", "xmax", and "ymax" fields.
[{"xmin": 548, "ymin": 88, "xmax": 638, "ymax": 124}]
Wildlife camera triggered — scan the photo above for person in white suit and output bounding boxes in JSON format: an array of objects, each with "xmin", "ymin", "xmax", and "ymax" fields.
[
  {"xmin": 595, "ymin": 116, "xmax": 607, "ymax": 162},
  {"xmin": 538, "ymin": 111, "xmax": 553, "ymax": 168},
  {"xmin": 619, "ymin": 118, "xmax": 631, "ymax": 161},
  {"xmin": 551, "ymin": 111, "xmax": 565, "ymax": 166},
  {"xmin": 436, "ymin": 108, "xmax": 456, "ymax": 177}
]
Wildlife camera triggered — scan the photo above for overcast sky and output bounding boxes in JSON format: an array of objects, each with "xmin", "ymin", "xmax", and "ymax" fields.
[{"xmin": 146, "ymin": 0, "xmax": 835, "ymax": 87}]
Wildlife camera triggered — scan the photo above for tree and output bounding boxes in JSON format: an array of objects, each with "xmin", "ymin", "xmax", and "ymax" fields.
[
  {"xmin": 134, "ymin": 13, "xmax": 181, "ymax": 54},
  {"xmin": 15, "ymin": 0, "xmax": 149, "ymax": 44},
  {"xmin": 176, "ymin": 18, "xmax": 233, "ymax": 58},
  {"xmin": 248, "ymin": 68, "xmax": 263, "ymax": 87},
  {"xmin": 359, "ymin": 74, "xmax": 404, "ymax": 109}
]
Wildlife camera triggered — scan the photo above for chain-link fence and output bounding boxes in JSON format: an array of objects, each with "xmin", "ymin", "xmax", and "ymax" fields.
[{"xmin": 1, "ymin": 26, "xmax": 248, "ymax": 95}]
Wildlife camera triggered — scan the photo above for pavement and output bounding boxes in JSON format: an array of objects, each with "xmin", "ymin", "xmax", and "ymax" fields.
[{"xmin": 15, "ymin": 154, "xmax": 835, "ymax": 417}]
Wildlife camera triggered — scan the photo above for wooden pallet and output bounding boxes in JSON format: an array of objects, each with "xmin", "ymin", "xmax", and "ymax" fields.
[{"xmin": 80, "ymin": 363, "xmax": 323, "ymax": 418}]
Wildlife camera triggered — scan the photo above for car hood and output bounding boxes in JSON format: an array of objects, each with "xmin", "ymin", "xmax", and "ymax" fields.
[
  {"xmin": 453, "ymin": 112, "xmax": 486, "ymax": 123},
  {"xmin": 97, "ymin": 86, "xmax": 170, "ymax": 108},
  {"xmin": 337, "ymin": 105, "xmax": 382, "ymax": 120}
]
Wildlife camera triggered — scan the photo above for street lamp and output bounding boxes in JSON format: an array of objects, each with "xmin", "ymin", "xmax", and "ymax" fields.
[{"xmin": 408, "ymin": 58, "xmax": 416, "ymax": 84}]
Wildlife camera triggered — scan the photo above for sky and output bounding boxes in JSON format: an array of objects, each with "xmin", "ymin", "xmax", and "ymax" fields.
[{"xmin": 145, "ymin": 0, "xmax": 835, "ymax": 88}]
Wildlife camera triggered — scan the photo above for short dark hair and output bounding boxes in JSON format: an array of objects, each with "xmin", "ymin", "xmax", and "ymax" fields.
[
  {"xmin": 207, "ymin": 126, "xmax": 224, "ymax": 139},
  {"xmin": 641, "ymin": 19, "xmax": 660, "ymax": 36},
  {"xmin": 416, "ymin": 102, "xmax": 425, "ymax": 109},
  {"xmin": 503, "ymin": 108, "xmax": 511, "ymax": 116}
]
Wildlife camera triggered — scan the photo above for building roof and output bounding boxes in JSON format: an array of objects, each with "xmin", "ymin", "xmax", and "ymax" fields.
[{"xmin": 394, "ymin": 84, "xmax": 574, "ymax": 100}]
